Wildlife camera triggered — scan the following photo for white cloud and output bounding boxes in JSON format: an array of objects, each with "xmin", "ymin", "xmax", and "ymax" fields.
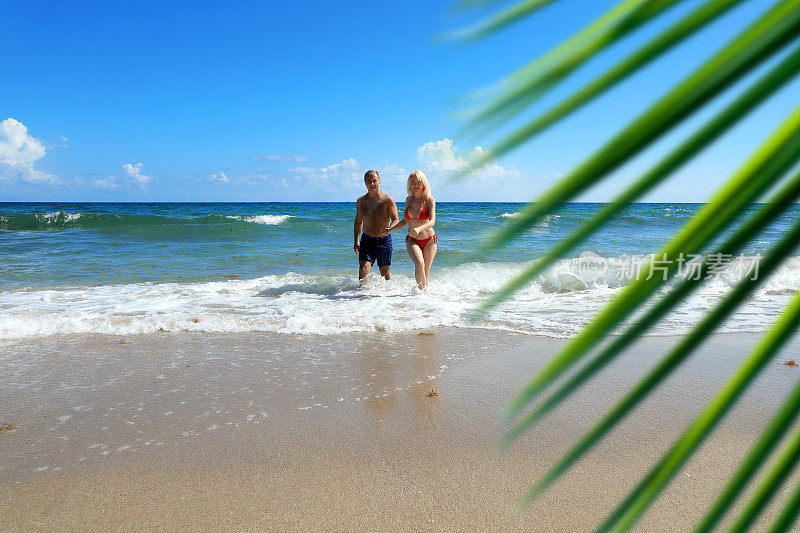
[
  {"xmin": 45, "ymin": 136, "xmax": 69, "ymax": 150},
  {"xmin": 288, "ymin": 157, "xmax": 363, "ymax": 189},
  {"xmin": 320, "ymin": 157, "xmax": 359, "ymax": 176},
  {"xmin": 417, "ymin": 139, "xmax": 466, "ymax": 172},
  {"xmin": 0, "ymin": 118, "xmax": 45, "ymax": 166},
  {"xmin": 377, "ymin": 162, "xmax": 408, "ymax": 185},
  {"xmin": 122, "ymin": 162, "xmax": 153, "ymax": 187},
  {"xmin": 211, "ymin": 171, "xmax": 229, "ymax": 184},
  {"xmin": 416, "ymin": 138, "xmax": 521, "ymax": 183},
  {"xmin": 0, "ymin": 118, "xmax": 56, "ymax": 184},
  {"xmin": 251, "ymin": 154, "xmax": 309, "ymax": 163},
  {"xmin": 93, "ymin": 176, "xmax": 118, "ymax": 190}
]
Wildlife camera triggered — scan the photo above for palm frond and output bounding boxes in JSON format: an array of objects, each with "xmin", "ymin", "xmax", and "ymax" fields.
[
  {"xmin": 462, "ymin": 0, "xmax": 743, "ymax": 152},
  {"xmin": 767, "ymin": 477, "xmax": 800, "ymax": 533},
  {"xmin": 451, "ymin": 0, "xmax": 524, "ymax": 14},
  {"xmin": 728, "ymin": 419, "xmax": 800, "ymax": 532},
  {"xmin": 505, "ymin": 104, "xmax": 800, "ymax": 421},
  {"xmin": 696, "ymin": 379, "xmax": 800, "ymax": 532},
  {"xmin": 600, "ymin": 280, "xmax": 800, "ymax": 531},
  {"xmin": 450, "ymin": 0, "xmax": 674, "ymax": 116},
  {"xmin": 502, "ymin": 0, "xmax": 679, "ymax": 82},
  {"xmin": 482, "ymin": 0, "xmax": 800, "ymax": 246},
  {"xmin": 460, "ymin": 0, "xmax": 745, "ymax": 145},
  {"xmin": 457, "ymin": 0, "xmax": 800, "ymax": 528},
  {"xmin": 454, "ymin": 0, "xmax": 565, "ymax": 39},
  {"xmin": 475, "ymin": 39, "xmax": 800, "ymax": 319},
  {"xmin": 519, "ymin": 205, "xmax": 800, "ymax": 507},
  {"xmin": 499, "ymin": 163, "xmax": 800, "ymax": 450}
]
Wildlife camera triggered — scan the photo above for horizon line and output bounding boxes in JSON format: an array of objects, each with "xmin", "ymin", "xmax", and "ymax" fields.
[{"xmin": 3, "ymin": 200, "xmax": 790, "ymax": 205}]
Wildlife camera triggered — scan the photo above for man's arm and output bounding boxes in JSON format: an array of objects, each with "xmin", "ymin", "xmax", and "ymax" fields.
[
  {"xmin": 387, "ymin": 197, "xmax": 399, "ymax": 229},
  {"xmin": 353, "ymin": 198, "xmax": 363, "ymax": 254},
  {"xmin": 382, "ymin": 218, "xmax": 407, "ymax": 236}
]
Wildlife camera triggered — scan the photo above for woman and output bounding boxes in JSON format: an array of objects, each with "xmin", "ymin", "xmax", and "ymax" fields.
[{"xmin": 382, "ymin": 170, "xmax": 437, "ymax": 290}]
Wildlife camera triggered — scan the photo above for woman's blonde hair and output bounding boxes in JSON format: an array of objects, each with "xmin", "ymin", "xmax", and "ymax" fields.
[{"xmin": 407, "ymin": 170, "xmax": 432, "ymax": 198}]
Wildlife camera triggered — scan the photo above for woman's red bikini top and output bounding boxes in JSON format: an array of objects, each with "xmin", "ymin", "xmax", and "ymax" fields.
[{"xmin": 404, "ymin": 201, "xmax": 429, "ymax": 221}]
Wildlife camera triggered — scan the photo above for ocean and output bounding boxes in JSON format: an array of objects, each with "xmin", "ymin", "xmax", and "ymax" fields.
[{"xmin": 1, "ymin": 202, "xmax": 798, "ymax": 341}]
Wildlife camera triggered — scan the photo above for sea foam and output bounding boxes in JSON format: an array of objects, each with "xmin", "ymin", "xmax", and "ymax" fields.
[
  {"xmin": 1, "ymin": 256, "xmax": 796, "ymax": 341},
  {"xmin": 225, "ymin": 214, "xmax": 293, "ymax": 225}
]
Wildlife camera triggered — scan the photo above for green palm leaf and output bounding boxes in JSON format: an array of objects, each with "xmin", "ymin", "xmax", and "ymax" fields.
[
  {"xmin": 453, "ymin": 0, "xmax": 569, "ymax": 39},
  {"xmin": 729, "ymin": 417, "xmax": 800, "ymax": 532},
  {"xmin": 456, "ymin": 0, "xmax": 679, "ymax": 122},
  {"xmin": 461, "ymin": 0, "xmax": 737, "ymax": 134},
  {"xmin": 450, "ymin": 0, "xmax": 676, "ymax": 123},
  {"xmin": 476, "ymin": 39, "xmax": 800, "ymax": 319},
  {"xmin": 455, "ymin": 0, "xmax": 800, "ymax": 529},
  {"xmin": 452, "ymin": 0, "xmax": 517, "ymax": 12},
  {"xmin": 696, "ymin": 377, "xmax": 800, "ymax": 532},
  {"xmin": 479, "ymin": 0, "xmax": 800, "ymax": 247},
  {"xmin": 505, "ymin": 103, "xmax": 800, "ymax": 421},
  {"xmin": 500, "ymin": 162, "xmax": 800, "ymax": 450},
  {"xmin": 520, "ymin": 197, "xmax": 800, "ymax": 508},
  {"xmin": 767, "ymin": 472, "xmax": 800, "ymax": 533},
  {"xmin": 601, "ymin": 268, "xmax": 800, "ymax": 531}
]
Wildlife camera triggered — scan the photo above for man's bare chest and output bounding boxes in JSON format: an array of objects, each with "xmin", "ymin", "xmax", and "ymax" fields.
[{"xmin": 362, "ymin": 200, "xmax": 387, "ymax": 217}]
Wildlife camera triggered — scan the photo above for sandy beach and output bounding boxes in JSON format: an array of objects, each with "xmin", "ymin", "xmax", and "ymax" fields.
[{"xmin": 2, "ymin": 329, "xmax": 800, "ymax": 531}]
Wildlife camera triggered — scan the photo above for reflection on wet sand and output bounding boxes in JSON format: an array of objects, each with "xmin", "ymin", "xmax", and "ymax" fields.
[
  {"xmin": 353, "ymin": 332, "xmax": 443, "ymax": 428},
  {"xmin": 410, "ymin": 332, "xmax": 443, "ymax": 427}
]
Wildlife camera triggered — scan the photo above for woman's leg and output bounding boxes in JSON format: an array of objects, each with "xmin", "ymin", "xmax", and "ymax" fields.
[
  {"xmin": 406, "ymin": 240, "xmax": 426, "ymax": 289},
  {"xmin": 422, "ymin": 240, "xmax": 437, "ymax": 288}
]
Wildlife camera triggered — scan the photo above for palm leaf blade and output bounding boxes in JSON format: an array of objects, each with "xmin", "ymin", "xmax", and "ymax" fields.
[
  {"xmin": 476, "ymin": 39, "xmax": 800, "ymax": 319},
  {"xmin": 601, "ymin": 288, "xmax": 800, "ymax": 531},
  {"xmin": 729, "ymin": 421, "xmax": 800, "ymax": 532},
  {"xmin": 696, "ymin": 384, "xmax": 800, "ymax": 532},
  {"xmin": 484, "ymin": 0, "xmax": 800, "ymax": 249},
  {"xmin": 520, "ymin": 209, "xmax": 800, "ymax": 506},
  {"xmin": 500, "ymin": 165, "xmax": 800, "ymax": 450},
  {"xmin": 463, "ymin": 0, "xmax": 743, "ymax": 134},
  {"xmin": 505, "ymin": 104, "xmax": 800, "ymax": 420},
  {"xmin": 457, "ymin": 0, "xmax": 569, "ymax": 39},
  {"xmin": 766, "ymin": 480, "xmax": 800, "ymax": 532},
  {"xmin": 456, "ymin": 0, "xmax": 800, "ymax": 526}
]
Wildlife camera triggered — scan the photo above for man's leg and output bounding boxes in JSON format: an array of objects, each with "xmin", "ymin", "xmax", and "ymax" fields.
[
  {"xmin": 377, "ymin": 237, "xmax": 392, "ymax": 280},
  {"xmin": 359, "ymin": 260, "xmax": 372, "ymax": 284}
]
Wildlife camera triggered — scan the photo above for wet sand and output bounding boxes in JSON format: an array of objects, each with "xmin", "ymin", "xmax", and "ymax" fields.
[{"xmin": 2, "ymin": 329, "xmax": 800, "ymax": 531}]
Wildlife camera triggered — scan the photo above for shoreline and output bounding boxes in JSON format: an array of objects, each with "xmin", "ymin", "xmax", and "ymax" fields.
[{"xmin": 3, "ymin": 328, "xmax": 800, "ymax": 530}]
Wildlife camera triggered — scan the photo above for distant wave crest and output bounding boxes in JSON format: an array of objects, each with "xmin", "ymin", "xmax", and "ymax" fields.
[
  {"xmin": 225, "ymin": 215, "xmax": 293, "ymax": 225},
  {"xmin": 0, "ymin": 211, "xmax": 294, "ymax": 231}
]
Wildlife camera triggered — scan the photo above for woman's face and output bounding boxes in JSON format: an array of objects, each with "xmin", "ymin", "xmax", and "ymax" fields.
[{"xmin": 409, "ymin": 176, "xmax": 423, "ymax": 195}]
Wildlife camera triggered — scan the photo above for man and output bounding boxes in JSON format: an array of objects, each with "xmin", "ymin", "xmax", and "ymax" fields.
[{"xmin": 354, "ymin": 170, "xmax": 398, "ymax": 282}]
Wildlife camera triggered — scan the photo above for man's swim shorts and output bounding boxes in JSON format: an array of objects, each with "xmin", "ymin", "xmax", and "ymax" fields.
[{"xmin": 359, "ymin": 234, "xmax": 392, "ymax": 267}]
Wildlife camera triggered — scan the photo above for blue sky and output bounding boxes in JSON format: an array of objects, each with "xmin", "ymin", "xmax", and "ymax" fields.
[{"xmin": 2, "ymin": 0, "xmax": 799, "ymax": 202}]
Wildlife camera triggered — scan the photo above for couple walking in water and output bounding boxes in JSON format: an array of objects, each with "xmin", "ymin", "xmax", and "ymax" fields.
[{"xmin": 353, "ymin": 169, "xmax": 437, "ymax": 290}]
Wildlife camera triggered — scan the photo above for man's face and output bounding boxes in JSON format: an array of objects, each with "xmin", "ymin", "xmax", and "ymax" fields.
[{"xmin": 365, "ymin": 174, "xmax": 380, "ymax": 193}]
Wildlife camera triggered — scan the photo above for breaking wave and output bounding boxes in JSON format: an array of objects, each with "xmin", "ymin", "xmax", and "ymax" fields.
[{"xmin": 1, "ymin": 256, "xmax": 797, "ymax": 341}]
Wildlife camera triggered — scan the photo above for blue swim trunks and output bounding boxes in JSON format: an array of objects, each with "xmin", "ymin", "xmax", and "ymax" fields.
[{"xmin": 359, "ymin": 234, "xmax": 392, "ymax": 267}]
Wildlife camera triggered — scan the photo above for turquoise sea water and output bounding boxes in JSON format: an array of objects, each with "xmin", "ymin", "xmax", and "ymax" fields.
[{"xmin": 1, "ymin": 202, "xmax": 798, "ymax": 339}]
